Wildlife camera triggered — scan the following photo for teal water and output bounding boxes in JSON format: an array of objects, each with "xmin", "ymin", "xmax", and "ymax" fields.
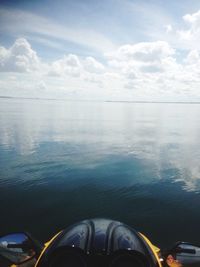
[{"xmin": 1, "ymin": 98, "xmax": 200, "ymax": 248}]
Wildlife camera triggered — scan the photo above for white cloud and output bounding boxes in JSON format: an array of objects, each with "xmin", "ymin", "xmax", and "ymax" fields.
[
  {"xmin": 107, "ymin": 41, "xmax": 175, "ymax": 62},
  {"xmin": 0, "ymin": 38, "xmax": 41, "ymax": 72},
  {"xmin": 1, "ymin": 37, "xmax": 200, "ymax": 102},
  {"xmin": 0, "ymin": 38, "xmax": 107, "ymax": 94},
  {"xmin": 48, "ymin": 53, "xmax": 106, "ymax": 79},
  {"xmin": 83, "ymin": 57, "xmax": 105, "ymax": 74},
  {"xmin": 165, "ymin": 24, "xmax": 173, "ymax": 33},
  {"xmin": 49, "ymin": 54, "xmax": 81, "ymax": 77},
  {"xmin": 183, "ymin": 9, "xmax": 200, "ymax": 25},
  {"xmin": 106, "ymin": 41, "xmax": 178, "ymax": 86},
  {"xmin": 105, "ymin": 39, "xmax": 200, "ymax": 101},
  {"xmin": 37, "ymin": 80, "xmax": 47, "ymax": 91},
  {"xmin": 185, "ymin": 50, "xmax": 200, "ymax": 65},
  {"xmin": 176, "ymin": 10, "xmax": 200, "ymax": 49}
]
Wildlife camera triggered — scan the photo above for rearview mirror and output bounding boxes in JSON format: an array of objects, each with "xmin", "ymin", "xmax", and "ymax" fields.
[
  {"xmin": 0, "ymin": 233, "xmax": 36, "ymax": 265},
  {"xmin": 172, "ymin": 242, "xmax": 200, "ymax": 266}
]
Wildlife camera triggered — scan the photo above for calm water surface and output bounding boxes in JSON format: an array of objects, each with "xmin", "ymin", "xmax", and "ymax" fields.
[{"xmin": 1, "ymin": 98, "xmax": 200, "ymax": 248}]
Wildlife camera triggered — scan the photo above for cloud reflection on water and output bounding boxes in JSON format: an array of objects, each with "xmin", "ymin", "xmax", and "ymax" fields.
[{"xmin": 1, "ymin": 98, "xmax": 200, "ymax": 192}]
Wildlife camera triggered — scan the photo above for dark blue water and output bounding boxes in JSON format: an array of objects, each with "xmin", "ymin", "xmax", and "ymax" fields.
[{"xmin": 1, "ymin": 98, "xmax": 200, "ymax": 249}]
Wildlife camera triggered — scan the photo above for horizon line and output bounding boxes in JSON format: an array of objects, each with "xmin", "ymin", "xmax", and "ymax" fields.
[{"xmin": 1, "ymin": 95, "xmax": 200, "ymax": 104}]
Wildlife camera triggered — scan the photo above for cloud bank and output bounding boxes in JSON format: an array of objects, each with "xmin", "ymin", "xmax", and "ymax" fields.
[{"xmin": 1, "ymin": 8, "xmax": 200, "ymax": 101}]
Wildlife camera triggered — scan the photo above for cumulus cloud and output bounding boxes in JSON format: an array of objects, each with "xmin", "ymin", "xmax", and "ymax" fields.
[
  {"xmin": 1, "ymin": 35, "xmax": 200, "ymax": 101},
  {"xmin": 107, "ymin": 41, "xmax": 176, "ymax": 78},
  {"xmin": 83, "ymin": 57, "xmax": 105, "ymax": 74},
  {"xmin": 107, "ymin": 41, "xmax": 174, "ymax": 62},
  {"xmin": 106, "ymin": 41, "xmax": 178, "ymax": 87},
  {"xmin": 0, "ymin": 38, "xmax": 41, "ymax": 72},
  {"xmin": 0, "ymin": 38, "xmax": 106, "ymax": 87},
  {"xmin": 37, "ymin": 80, "xmax": 47, "ymax": 91},
  {"xmin": 104, "ymin": 38, "xmax": 200, "ymax": 99},
  {"xmin": 185, "ymin": 50, "xmax": 200, "ymax": 65},
  {"xmin": 165, "ymin": 24, "xmax": 173, "ymax": 33},
  {"xmin": 178, "ymin": 10, "xmax": 200, "ymax": 43},
  {"xmin": 49, "ymin": 54, "xmax": 81, "ymax": 77},
  {"xmin": 48, "ymin": 53, "xmax": 105, "ymax": 78}
]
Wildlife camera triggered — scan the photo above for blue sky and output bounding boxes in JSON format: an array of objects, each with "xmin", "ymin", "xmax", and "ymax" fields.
[{"xmin": 1, "ymin": 0, "xmax": 200, "ymax": 101}]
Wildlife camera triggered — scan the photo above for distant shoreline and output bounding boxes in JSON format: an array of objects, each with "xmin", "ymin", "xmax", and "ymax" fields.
[{"xmin": 1, "ymin": 95, "xmax": 200, "ymax": 104}]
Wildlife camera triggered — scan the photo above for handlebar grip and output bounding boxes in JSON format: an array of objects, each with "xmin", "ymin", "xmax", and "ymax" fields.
[
  {"xmin": 176, "ymin": 248, "xmax": 196, "ymax": 254},
  {"xmin": 7, "ymin": 243, "xmax": 23, "ymax": 249}
]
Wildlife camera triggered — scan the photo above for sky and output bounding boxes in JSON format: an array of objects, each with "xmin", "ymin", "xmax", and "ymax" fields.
[{"xmin": 1, "ymin": 0, "xmax": 200, "ymax": 101}]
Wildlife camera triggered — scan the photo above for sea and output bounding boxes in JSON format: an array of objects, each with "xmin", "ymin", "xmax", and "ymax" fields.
[{"xmin": 1, "ymin": 98, "xmax": 200, "ymax": 249}]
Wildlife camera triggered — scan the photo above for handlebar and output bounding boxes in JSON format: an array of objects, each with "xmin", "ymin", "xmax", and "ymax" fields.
[
  {"xmin": 7, "ymin": 243, "xmax": 23, "ymax": 249},
  {"xmin": 175, "ymin": 248, "xmax": 196, "ymax": 254}
]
